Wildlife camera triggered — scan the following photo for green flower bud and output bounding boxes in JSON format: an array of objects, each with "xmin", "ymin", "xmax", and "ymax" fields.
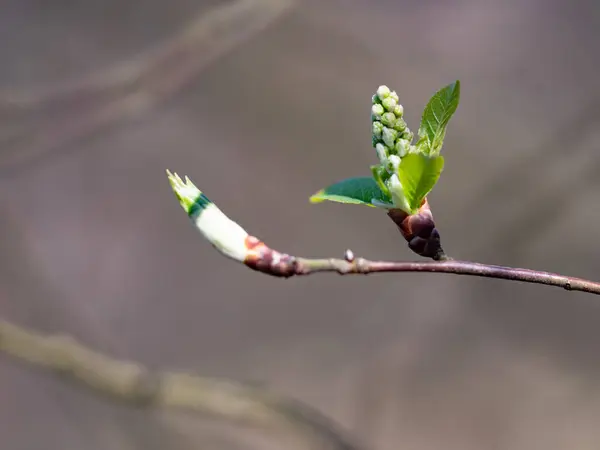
[
  {"xmin": 371, "ymin": 103, "xmax": 384, "ymax": 120},
  {"xmin": 372, "ymin": 121, "xmax": 383, "ymax": 139},
  {"xmin": 375, "ymin": 143, "xmax": 388, "ymax": 162},
  {"xmin": 390, "ymin": 91, "xmax": 399, "ymax": 103},
  {"xmin": 387, "ymin": 173, "xmax": 412, "ymax": 213},
  {"xmin": 372, "ymin": 94, "xmax": 379, "ymax": 104},
  {"xmin": 402, "ymin": 129, "xmax": 414, "ymax": 142},
  {"xmin": 395, "ymin": 139, "xmax": 409, "ymax": 157},
  {"xmin": 387, "ymin": 154, "xmax": 401, "ymax": 173},
  {"xmin": 393, "ymin": 117, "xmax": 407, "ymax": 132},
  {"xmin": 381, "ymin": 112, "xmax": 396, "ymax": 127},
  {"xmin": 377, "ymin": 85, "xmax": 391, "ymax": 100},
  {"xmin": 382, "ymin": 96, "xmax": 397, "ymax": 112},
  {"xmin": 382, "ymin": 127, "xmax": 398, "ymax": 148},
  {"xmin": 393, "ymin": 104, "xmax": 404, "ymax": 117}
]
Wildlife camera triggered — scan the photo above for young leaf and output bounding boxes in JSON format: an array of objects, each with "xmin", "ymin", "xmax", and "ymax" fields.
[
  {"xmin": 416, "ymin": 80, "xmax": 460, "ymax": 155},
  {"xmin": 310, "ymin": 177, "xmax": 392, "ymax": 207},
  {"xmin": 397, "ymin": 153, "xmax": 444, "ymax": 213}
]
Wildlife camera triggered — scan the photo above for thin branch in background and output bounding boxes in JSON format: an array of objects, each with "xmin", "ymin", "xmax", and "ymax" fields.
[
  {"xmin": 0, "ymin": 319, "xmax": 361, "ymax": 450},
  {"xmin": 0, "ymin": 0, "xmax": 294, "ymax": 173},
  {"xmin": 166, "ymin": 171, "xmax": 600, "ymax": 296}
]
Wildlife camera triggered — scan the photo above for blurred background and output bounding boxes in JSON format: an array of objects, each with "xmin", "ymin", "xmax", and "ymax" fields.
[{"xmin": 1, "ymin": 0, "xmax": 600, "ymax": 449}]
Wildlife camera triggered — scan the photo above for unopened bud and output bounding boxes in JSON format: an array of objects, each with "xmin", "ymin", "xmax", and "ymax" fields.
[
  {"xmin": 381, "ymin": 112, "xmax": 396, "ymax": 127},
  {"xmin": 395, "ymin": 139, "xmax": 409, "ymax": 157},
  {"xmin": 372, "ymin": 121, "xmax": 383, "ymax": 139},
  {"xmin": 382, "ymin": 96, "xmax": 397, "ymax": 112},
  {"xmin": 377, "ymin": 85, "xmax": 391, "ymax": 100},
  {"xmin": 371, "ymin": 103, "xmax": 384, "ymax": 119},
  {"xmin": 375, "ymin": 143, "xmax": 388, "ymax": 162},
  {"xmin": 382, "ymin": 127, "xmax": 398, "ymax": 148},
  {"xmin": 393, "ymin": 104, "xmax": 404, "ymax": 117},
  {"xmin": 393, "ymin": 117, "xmax": 407, "ymax": 132},
  {"xmin": 387, "ymin": 154, "xmax": 401, "ymax": 172}
]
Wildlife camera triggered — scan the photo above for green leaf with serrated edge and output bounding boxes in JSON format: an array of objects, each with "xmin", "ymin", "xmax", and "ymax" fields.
[
  {"xmin": 310, "ymin": 177, "xmax": 392, "ymax": 208},
  {"xmin": 397, "ymin": 153, "xmax": 444, "ymax": 213},
  {"xmin": 416, "ymin": 80, "xmax": 460, "ymax": 155}
]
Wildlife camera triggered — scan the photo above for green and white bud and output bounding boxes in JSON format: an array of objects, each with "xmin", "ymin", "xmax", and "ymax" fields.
[
  {"xmin": 382, "ymin": 96, "xmax": 397, "ymax": 112},
  {"xmin": 387, "ymin": 173, "xmax": 412, "ymax": 213},
  {"xmin": 382, "ymin": 127, "xmax": 398, "ymax": 148},
  {"xmin": 371, "ymin": 103, "xmax": 384, "ymax": 119},
  {"xmin": 375, "ymin": 143, "xmax": 388, "ymax": 163},
  {"xmin": 372, "ymin": 121, "xmax": 383, "ymax": 139},
  {"xmin": 166, "ymin": 171, "xmax": 251, "ymax": 262},
  {"xmin": 376, "ymin": 85, "xmax": 391, "ymax": 100},
  {"xmin": 393, "ymin": 117, "xmax": 407, "ymax": 132},
  {"xmin": 387, "ymin": 154, "xmax": 401, "ymax": 173},
  {"xmin": 394, "ymin": 139, "xmax": 409, "ymax": 157},
  {"xmin": 393, "ymin": 104, "xmax": 404, "ymax": 117},
  {"xmin": 381, "ymin": 112, "xmax": 396, "ymax": 128}
]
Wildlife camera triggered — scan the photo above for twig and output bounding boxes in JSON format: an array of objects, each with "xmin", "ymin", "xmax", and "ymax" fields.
[
  {"xmin": 166, "ymin": 171, "xmax": 600, "ymax": 296},
  {"xmin": 0, "ymin": 319, "xmax": 360, "ymax": 450}
]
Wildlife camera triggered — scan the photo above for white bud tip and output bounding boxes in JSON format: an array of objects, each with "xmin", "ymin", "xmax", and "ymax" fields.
[{"xmin": 377, "ymin": 85, "xmax": 391, "ymax": 100}]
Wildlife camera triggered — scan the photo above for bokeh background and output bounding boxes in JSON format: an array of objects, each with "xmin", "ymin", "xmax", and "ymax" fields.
[{"xmin": 1, "ymin": 0, "xmax": 600, "ymax": 449}]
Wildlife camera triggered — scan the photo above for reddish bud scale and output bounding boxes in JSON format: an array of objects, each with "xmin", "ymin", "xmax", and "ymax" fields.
[
  {"xmin": 387, "ymin": 198, "xmax": 446, "ymax": 260},
  {"xmin": 243, "ymin": 236, "xmax": 297, "ymax": 277}
]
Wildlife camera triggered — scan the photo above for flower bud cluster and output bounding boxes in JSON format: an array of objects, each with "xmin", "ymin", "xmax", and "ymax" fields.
[
  {"xmin": 371, "ymin": 85, "xmax": 414, "ymax": 168},
  {"xmin": 370, "ymin": 85, "xmax": 415, "ymax": 212}
]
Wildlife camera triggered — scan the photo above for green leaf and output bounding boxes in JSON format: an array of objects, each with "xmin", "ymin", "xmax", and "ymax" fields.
[
  {"xmin": 416, "ymin": 80, "xmax": 460, "ymax": 155},
  {"xmin": 397, "ymin": 153, "xmax": 444, "ymax": 213},
  {"xmin": 309, "ymin": 177, "xmax": 392, "ymax": 207}
]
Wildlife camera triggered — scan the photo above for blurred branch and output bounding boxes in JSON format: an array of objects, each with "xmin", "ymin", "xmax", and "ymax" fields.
[
  {"xmin": 167, "ymin": 171, "xmax": 600, "ymax": 296},
  {"xmin": 0, "ymin": 319, "xmax": 361, "ymax": 450},
  {"xmin": 0, "ymin": 0, "xmax": 294, "ymax": 172}
]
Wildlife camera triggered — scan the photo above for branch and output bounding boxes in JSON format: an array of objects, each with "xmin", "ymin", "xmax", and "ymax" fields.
[
  {"xmin": 166, "ymin": 171, "xmax": 600, "ymax": 296},
  {"xmin": 0, "ymin": 0, "xmax": 294, "ymax": 172},
  {"xmin": 0, "ymin": 319, "xmax": 361, "ymax": 450}
]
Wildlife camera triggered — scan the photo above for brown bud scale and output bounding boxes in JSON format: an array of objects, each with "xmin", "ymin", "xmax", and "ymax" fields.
[
  {"xmin": 387, "ymin": 198, "xmax": 446, "ymax": 260},
  {"xmin": 243, "ymin": 235, "xmax": 297, "ymax": 277}
]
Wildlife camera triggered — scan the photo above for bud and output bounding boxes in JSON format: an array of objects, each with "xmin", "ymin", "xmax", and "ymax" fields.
[
  {"xmin": 394, "ymin": 139, "xmax": 409, "ymax": 157},
  {"xmin": 376, "ymin": 85, "xmax": 391, "ymax": 100},
  {"xmin": 371, "ymin": 103, "xmax": 384, "ymax": 119},
  {"xmin": 390, "ymin": 91, "xmax": 399, "ymax": 103},
  {"xmin": 382, "ymin": 127, "xmax": 398, "ymax": 148},
  {"xmin": 381, "ymin": 112, "xmax": 396, "ymax": 127},
  {"xmin": 393, "ymin": 117, "xmax": 407, "ymax": 132},
  {"xmin": 387, "ymin": 154, "xmax": 401, "ymax": 172},
  {"xmin": 387, "ymin": 198, "xmax": 446, "ymax": 260},
  {"xmin": 375, "ymin": 143, "xmax": 388, "ymax": 163},
  {"xmin": 372, "ymin": 121, "xmax": 383, "ymax": 139},
  {"xmin": 382, "ymin": 96, "xmax": 397, "ymax": 112},
  {"xmin": 393, "ymin": 104, "xmax": 404, "ymax": 117},
  {"xmin": 387, "ymin": 174, "xmax": 412, "ymax": 214}
]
